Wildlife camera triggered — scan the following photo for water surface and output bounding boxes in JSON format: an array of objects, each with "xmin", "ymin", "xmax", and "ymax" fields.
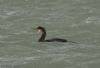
[{"xmin": 0, "ymin": 0, "xmax": 100, "ymax": 68}]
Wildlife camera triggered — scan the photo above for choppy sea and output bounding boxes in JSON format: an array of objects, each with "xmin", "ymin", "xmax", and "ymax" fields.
[{"xmin": 0, "ymin": 0, "xmax": 100, "ymax": 68}]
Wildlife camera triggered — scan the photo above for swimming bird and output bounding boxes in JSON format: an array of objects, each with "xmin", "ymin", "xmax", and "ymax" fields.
[{"xmin": 34, "ymin": 26, "xmax": 77, "ymax": 43}]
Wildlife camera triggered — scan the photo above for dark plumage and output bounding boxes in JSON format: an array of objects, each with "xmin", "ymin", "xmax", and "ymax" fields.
[{"xmin": 35, "ymin": 26, "xmax": 67, "ymax": 42}]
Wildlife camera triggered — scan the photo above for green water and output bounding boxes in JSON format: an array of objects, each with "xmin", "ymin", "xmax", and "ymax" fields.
[{"xmin": 0, "ymin": 0, "xmax": 100, "ymax": 68}]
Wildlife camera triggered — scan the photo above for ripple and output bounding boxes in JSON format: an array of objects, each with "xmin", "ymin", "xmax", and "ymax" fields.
[
  {"xmin": 0, "ymin": 11, "xmax": 19, "ymax": 18},
  {"xmin": 0, "ymin": 56, "xmax": 41, "ymax": 65},
  {"xmin": 0, "ymin": 35, "xmax": 10, "ymax": 40}
]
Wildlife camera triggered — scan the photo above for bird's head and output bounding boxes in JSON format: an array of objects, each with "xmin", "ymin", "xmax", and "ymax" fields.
[{"xmin": 34, "ymin": 26, "xmax": 46, "ymax": 33}]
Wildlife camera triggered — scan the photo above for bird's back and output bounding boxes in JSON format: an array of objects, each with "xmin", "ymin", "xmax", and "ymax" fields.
[{"xmin": 45, "ymin": 38, "xmax": 67, "ymax": 42}]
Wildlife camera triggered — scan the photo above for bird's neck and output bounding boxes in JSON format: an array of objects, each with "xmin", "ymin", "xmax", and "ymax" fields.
[{"xmin": 38, "ymin": 30, "xmax": 46, "ymax": 42}]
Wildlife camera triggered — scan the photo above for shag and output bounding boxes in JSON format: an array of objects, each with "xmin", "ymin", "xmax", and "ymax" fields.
[{"xmin": 34, "ymin": 26, "xmax": 76, "ymax": 43}]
